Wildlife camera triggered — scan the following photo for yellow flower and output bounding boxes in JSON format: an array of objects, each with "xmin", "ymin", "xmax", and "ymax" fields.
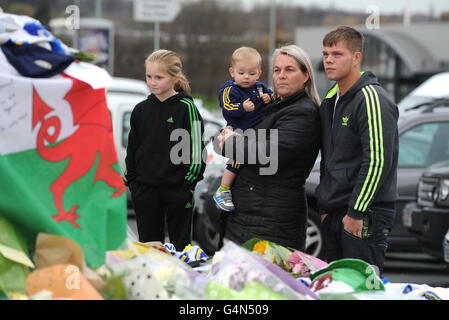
[{"xmin": 253, "ymin": 241, "xmax": 268, "ymax": 254}]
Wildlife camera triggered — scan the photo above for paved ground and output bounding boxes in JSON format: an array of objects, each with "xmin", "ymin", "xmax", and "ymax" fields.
[{"xmin": 383, "ymin": 251, "xmax": 449, "ymax": 287}]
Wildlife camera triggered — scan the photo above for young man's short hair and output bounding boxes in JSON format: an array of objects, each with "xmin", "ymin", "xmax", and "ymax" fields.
[
  {"xmin": 323, "ymin": 26, "xmax": 364, "ymax": 53},
  {"xmin": 231, "ymin": 46, "xmax": 262, "ymax": 69}
]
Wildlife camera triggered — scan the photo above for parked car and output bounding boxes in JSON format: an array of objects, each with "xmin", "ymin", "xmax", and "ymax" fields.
[
  {"xmin": 106, "ymin": 77, "xmax": 150, "ymax": 205},
  {"xmin": 192, "ymin": 141, "xmax": 227, "ymax": 254},
  {"xmin": 107, "ymin": 77, "xmax": 151, "ymax": 176},
  {"xmin": 444, "ymin": 228, "xmax": 449, "ymax": 264},
  {"xmin": 398, "ymin": 72, "xmax": 449, "ymax": 114},
  {"xmin": 402, "ymin": 161, "xmax": 449, "ymax": 259},
  {"xmin": 305, "ymin": 98, "xmax": 449, "ymax": 254}
]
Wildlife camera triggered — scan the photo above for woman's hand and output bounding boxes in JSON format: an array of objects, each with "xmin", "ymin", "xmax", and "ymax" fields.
[{"xmin": 218, "ymin": 126, "xmax": 238, "ymax": 149}]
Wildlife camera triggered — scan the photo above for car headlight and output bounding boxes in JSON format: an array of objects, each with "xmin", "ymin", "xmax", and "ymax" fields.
[{"xmin": 436, "ymin": 179, "xmax": 449, "ymax": 207}]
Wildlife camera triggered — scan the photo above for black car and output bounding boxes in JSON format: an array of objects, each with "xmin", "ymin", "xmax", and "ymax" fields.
[
  {"xmin": 403, "ymin": 161, "xmax": 449, "ymax": 259},
  {"xmin": 444, "ymin": 228, "xmax": 449, "ymax": 264},
  {"xmin": 305, "ymin": 98, "xmax": 449, "ymax": 254}
]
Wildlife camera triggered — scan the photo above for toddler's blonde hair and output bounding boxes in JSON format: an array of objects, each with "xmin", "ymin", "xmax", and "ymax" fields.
[{"xmin": 231, "ymin": 46, "xmax": 262, "ymax": 69}]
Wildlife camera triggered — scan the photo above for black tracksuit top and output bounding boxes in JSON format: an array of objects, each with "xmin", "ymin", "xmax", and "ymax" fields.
[
  {"xmin": 316, "ymin": 71, "xmax": 399, "ymax": 219},
  {"xmin": 125, "ymin": 92, "xmax": 206, "ymax": 190}
]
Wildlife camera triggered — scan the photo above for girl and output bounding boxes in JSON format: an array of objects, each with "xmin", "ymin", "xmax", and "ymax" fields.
[{"xmin": 125, "ymin": 49, "xmax": 206, "ymax": 250}]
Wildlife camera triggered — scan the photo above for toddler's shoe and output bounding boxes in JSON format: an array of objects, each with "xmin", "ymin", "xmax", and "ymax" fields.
[{"xmin": 213, "ymin": 188, "xmax": 235, "ymax": 212}]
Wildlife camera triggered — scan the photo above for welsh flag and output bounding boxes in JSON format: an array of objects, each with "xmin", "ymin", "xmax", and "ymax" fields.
[{"xmin": 0, "ymin": 58, "xmax": 127, "ymax": 267}]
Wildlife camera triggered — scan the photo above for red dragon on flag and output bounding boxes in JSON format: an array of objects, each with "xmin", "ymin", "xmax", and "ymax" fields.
[
  {"xmin": 0, "ymin": 13, "xmax": 127, "ymax": 267},
  {"xmin": 32, "ymin": 74, "xmax": 126, "ymax": 228}
]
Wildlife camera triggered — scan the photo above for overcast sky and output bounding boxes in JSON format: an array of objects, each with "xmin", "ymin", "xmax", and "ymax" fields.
[{"xmin": 239, "ymin": 0, "xmax": 449, "ymax": 17}]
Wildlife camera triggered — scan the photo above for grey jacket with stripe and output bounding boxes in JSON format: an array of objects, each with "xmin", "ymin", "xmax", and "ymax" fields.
[{"xmin": 316, "ymin": 71, "xmax": 399, "ymax": 219}]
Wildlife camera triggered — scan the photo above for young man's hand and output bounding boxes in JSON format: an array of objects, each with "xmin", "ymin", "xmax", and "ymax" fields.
[{"xmin": 342, "ymin": 214, "xmax": 363, "ymax": 238}]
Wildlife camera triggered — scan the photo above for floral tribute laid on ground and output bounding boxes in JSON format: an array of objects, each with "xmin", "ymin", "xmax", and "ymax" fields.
[{"xmin": 2, "ymin": 214, "xmax": 449, "ymax": 300}]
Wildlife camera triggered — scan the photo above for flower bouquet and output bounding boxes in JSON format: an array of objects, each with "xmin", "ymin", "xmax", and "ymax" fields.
[
  {"xmin": 207, "ymin": 241, "xmax": 317, "ymax": 300},
  {"xmin": 100, "ymin": 240, "xmax": 209, "ymax": 300},
  {"xmin": 242, "ymin": 238, "xmax": 292, "ymax": 270},
  {"xmin": 242, "ymin": 237, "xmax": 328, "ymax": 278}
]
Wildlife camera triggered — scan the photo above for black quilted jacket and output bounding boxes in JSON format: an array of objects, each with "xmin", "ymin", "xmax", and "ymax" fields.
[{"xmin": 216, "ymin": 89, "xmax": 321, "ymax": 250}]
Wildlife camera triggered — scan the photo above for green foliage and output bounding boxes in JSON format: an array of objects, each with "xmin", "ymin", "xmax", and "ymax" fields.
[
  {"xmin": 99, "ymin": 271, "xmax": 129, "ymax": 300},
  {"xmin": 0, "ymin": 216, "xmax": 31, "ymax": 296},
  {"xmin": 72, "ymin": 51, "xmax": 96, "ymax": 62},
  {"xmin": 192, "ymin": 93, "xmax": 220, "ymax": 110},
  {"xmin": 33, "ymin": 0, "xmax": 51, "ymax": 26}
]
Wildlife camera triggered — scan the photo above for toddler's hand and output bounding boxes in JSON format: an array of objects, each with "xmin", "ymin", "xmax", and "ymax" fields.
[
  {"xmin": 261, "ymin": 93, "xmax": 271, "ymax": 104},
  {"xmin": 243, "ymin": 98, "xmax": 255, "ymax": 112}
]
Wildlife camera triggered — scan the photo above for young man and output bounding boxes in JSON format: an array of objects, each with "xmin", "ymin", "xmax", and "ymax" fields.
[{"xmin": 316, "ymin": 26, "xmax": 399, "ymax": 275}]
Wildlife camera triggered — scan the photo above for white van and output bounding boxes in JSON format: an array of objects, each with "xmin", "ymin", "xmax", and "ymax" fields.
[
  {"xmin": 106, "ymin": 77, "xmax": 149, "ymax": 204},
  {"xmin": 106, "ymin": 77, "xmax": 225, "ymax": 203},
  {"xmin": 398, "ymin": 72, "xmax": 449, "ymax": 113},
  {"xmin": 107, "ymin": 77, "xmax": 150, "ymax": 176}
]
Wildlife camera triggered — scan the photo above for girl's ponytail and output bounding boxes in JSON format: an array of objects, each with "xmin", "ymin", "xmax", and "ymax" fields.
[{"xmin": 175, "ymin": 73, "xmax": 191, "ymax": 93}]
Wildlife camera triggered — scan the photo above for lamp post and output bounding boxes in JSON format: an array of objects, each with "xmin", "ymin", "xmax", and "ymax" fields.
[{"xmin": 268, "ymin": 0, "xmax": 276, "ymax": 89}]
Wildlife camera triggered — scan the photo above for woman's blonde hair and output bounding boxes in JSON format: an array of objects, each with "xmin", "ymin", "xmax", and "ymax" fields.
[
  {"xmin": 144, "ymin": 49, "xmax": 191, "ymax": 93},
  {"xmin": 272, "ymin": 45, "xmax": 321, "ymax": 106}
]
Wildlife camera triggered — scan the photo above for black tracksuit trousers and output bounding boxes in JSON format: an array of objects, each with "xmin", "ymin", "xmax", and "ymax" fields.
[
  {"xmin": 131, "ymin": 183, "xmax": 194, "ymax": 251},
  {"xmin": 321, "ymin": 206, "xmax": 395, "ymax": 276}
]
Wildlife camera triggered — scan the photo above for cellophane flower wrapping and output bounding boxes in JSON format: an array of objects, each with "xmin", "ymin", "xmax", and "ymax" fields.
[
  {"xmin": 243, "ymin": 237, "xmax": 328, "ymax": 279},
  {"xmin": 243, "ymin": 238, "xmax": 292, "ymax": 271},
  {"xmin": 207, "ymin": 241, "xmax": 312, "ymax": 300},
  {"xmin": 288, "ymin": 251, "xmax": 328, "ymax": 277},
  {"xmin": 102, "ymin": 240, "xmax": 209, "ymax": 299}
]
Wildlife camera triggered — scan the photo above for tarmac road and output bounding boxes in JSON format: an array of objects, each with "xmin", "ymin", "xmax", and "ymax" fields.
[{"xmin": 383, "ymin": 251, "xmax": 449, "ymax": 287}]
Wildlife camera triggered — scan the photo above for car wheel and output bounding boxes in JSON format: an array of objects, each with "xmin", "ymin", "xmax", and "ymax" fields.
[
  {"xmin": 193, "ymin": 211, "xmax": 220, "ymax": 256},
  {"xmin": 305, "ymin": 209, "xmax": 324, "ymax": 259}
]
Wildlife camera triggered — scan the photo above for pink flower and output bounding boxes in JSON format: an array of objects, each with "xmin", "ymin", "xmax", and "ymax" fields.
[
  {"xmin": 288, "ymin": 252, "xmax": 311, "ymax": 277},
  {"xmin": 288, "ymin": 252, "xmax": 303, "ymax": 269}
]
